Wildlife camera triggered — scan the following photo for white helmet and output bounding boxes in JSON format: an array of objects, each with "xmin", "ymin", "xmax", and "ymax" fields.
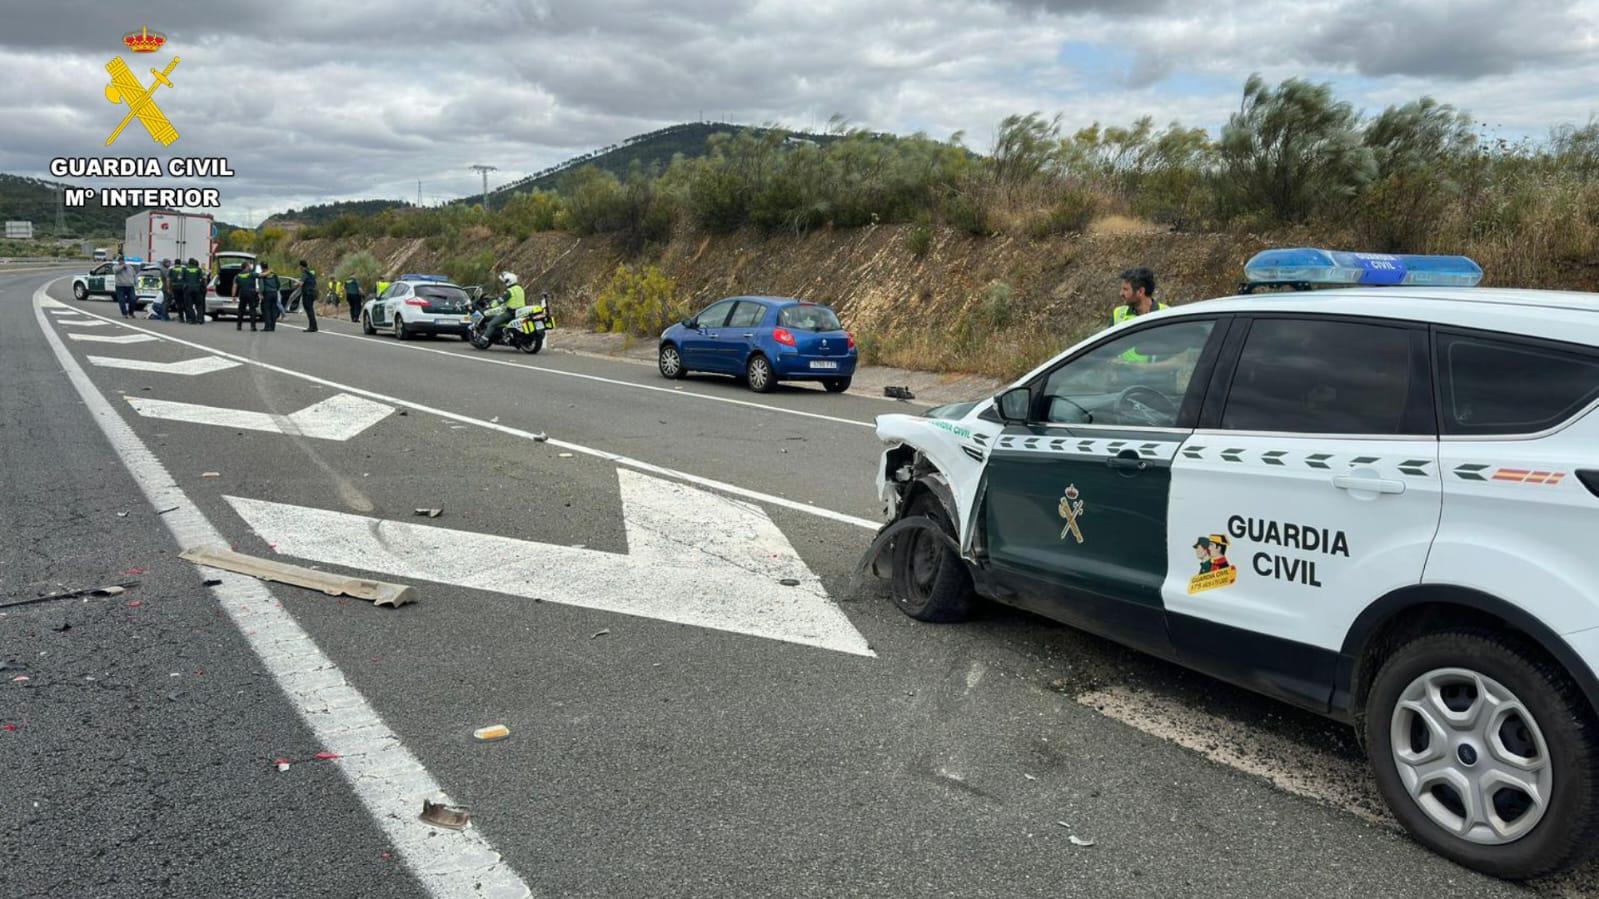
[{"xmin": 499, "ymin": 271, "xmax": 519, "ymax": 286}]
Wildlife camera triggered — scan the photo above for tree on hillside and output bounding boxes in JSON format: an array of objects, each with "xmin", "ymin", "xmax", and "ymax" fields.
[
  {"xmin": 1357, "ymin": 97, "xmax": 1475, "ymax": 250},
  {"xmin": 1216, "ymin": 74, "xmax": 1375, "ymax": 224}
]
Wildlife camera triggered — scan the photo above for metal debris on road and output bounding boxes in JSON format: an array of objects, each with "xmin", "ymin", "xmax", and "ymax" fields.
[
  {"xmin": 473, "ymin": 724, "xmax": 511, "ymax": 742},
  {"xmin": 12, "ymin": 676, "xmax": 29, "ymax": 683},
  {"xmin": 420, "ymin": 799, "xmax": 471, "ymax": 830},
  {"xmin": 1068, "ymin": 835, "xmax": 1095, "ymax": 847},
  {"xmin": 201, "ymin": 471, "xmax": 220, "ymax": 479},
  {"xmin": 884, "ymin": 386, "xmax": 915, "ymax": 400},
  {"xmin": 0, "ymin": 581, "xmax": 139, "ymax": 610},
  {"xmin": 591, "ymin": 628, "xmax": 610, "ymax": 639},
  {"xmin": 779, "ymin": 578, "xmax": 801, "ymax": 587},
  {"xmin": 274, "ymin": 757, "xmax": 291, "ymax": 772},
  {"xmin": 179, "ymin": 545, "xmax": 417, "ymax": 607},
  {"xmin": 532, "ymin": 432, "xmax": 547, "ymax": 442},
  {"xmin": 1023, "ymin": 773, "xmax": 1037, "ymax": 781},
  {"xmin": 116, "ymin": 511, "xmax": 129, "ymax": 518},
  {"xmin": 558, "ymin": 452, "xmax": 574, "ymax": 458},
  {"xmin": 490, "ymin": 416, "xmax": 499, "ymax": 423},
  {"xmin": 413, "ymin": 508, "xmax": 443, "ymax": 518},
  {"xmin": 157, "ymin": 506, "xmax": 178, "ymax": 515},
  {"xmin": 202, "ymin": 578, "xmax": 222, "ymax": 586},
  {"xmin": 313, "ymin": 751, "xmax": 340, "ymax": 760}
]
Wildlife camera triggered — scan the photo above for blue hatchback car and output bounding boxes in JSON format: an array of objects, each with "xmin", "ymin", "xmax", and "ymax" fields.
[{"xmin": 658, "ymin": 296, "xmax": 858, "ymax": 393}]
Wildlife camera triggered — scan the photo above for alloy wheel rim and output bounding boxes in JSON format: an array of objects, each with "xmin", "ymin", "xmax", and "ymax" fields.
[
  {"xmin": 1389, "ymin": 666, "xmax": 1553, "ymax": 845},
  {"xmin": 750, "ymin": 360, "xmax": 768, "ymax": 388},
  {"xmin": 661, "ymin": 348, "xmax": 680, "ymax": 376}
]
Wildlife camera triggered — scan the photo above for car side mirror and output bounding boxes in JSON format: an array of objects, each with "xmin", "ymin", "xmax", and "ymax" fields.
[{"xmin": 997, "ymin": 387, "xmax": 1032, "ymax": 425}]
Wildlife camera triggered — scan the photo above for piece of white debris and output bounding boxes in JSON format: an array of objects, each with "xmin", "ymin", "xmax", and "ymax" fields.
[{"xmin": 1068, "ymin": 835, "xmax": 1095, "ymax": 847}]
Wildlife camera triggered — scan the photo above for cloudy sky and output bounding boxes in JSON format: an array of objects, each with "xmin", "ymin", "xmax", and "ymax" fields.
[{"xmin": 2, "ymin": 0, "xmax": 1596, "ymax": 226}]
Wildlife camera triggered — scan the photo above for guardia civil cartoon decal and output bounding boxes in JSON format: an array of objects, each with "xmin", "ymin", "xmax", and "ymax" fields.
[{"xmin": 1188, "ymin": 533, "xmax": 1238, "ymax": 594}]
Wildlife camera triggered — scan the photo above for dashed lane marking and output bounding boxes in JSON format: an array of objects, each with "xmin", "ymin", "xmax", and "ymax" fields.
[{"xmin": 88, "ymin": 354, "xmax": 242, "ymax": 375}]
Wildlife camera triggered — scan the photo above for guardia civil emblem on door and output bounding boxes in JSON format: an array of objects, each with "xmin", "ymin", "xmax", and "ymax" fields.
[{"xmin": 1058, "ymin": 484, "xmax": 1086, "ymax": 543}]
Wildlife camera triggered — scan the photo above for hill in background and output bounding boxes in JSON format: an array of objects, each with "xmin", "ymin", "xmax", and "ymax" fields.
[
  {"xmin": 264, "ymin": 198, "xmax": 412, "ymax": 227},
  {"xmin": 479, "ymin": 122, "xmax": 850, "ymax": 200}
]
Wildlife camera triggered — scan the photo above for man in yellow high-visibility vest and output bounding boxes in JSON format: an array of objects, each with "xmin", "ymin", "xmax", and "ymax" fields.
[{"xmin": 1111, "ymin": 267, "xmax": 1168, "ymax": 362}]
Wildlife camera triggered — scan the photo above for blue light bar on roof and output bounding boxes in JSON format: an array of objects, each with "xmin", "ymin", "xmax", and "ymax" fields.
[
  {"xmin": 1244, "ymin": 248, "xmax": 1483, "ymax": 288},
  {"xmin": 400, "ymin": 273, "xmax": 450, "ymax": 282}
]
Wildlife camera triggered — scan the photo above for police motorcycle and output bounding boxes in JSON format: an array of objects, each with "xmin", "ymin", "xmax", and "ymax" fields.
[{"xmin": 468, "ymin": 275, "xmax": 554, "ymax": 354}]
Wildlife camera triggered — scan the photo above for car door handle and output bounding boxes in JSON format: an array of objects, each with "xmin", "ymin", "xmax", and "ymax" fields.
[
  {"xmin": 743, "ymin": 332, "xmax": 755, "ymax": 338},
  {"xmin": 1106, "ymin": 451, "xmax": 1148, "ymax": 472},
  {"xmin": 1332, "ymin": 474, "xmax": 1406, "ymax": 495}
]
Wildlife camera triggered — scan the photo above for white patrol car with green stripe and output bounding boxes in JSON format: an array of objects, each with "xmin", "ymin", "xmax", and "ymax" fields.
[{"xmin": 872, "ymin": 248, "xmax": 1599, "ymax": 880}]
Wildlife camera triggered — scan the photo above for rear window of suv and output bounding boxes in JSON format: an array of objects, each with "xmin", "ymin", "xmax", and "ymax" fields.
[
  {"xmin": 415, "ymin": 285, "xmax": 468, "ymax": 305},
  {"xmin": 1438, "ymin": 331, "xmax": 1599, "ymax": 435},
  {"xmin": 779, "ymin": 305, "xmax": 841, "ymax": 332}
]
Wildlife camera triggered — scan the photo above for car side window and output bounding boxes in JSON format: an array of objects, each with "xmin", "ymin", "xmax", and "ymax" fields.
[
  {"xmin": 1040, "ymin": 319, "xmax": 1215, "ymax": 427},
  {"xmin": 93, "ymin": 264, "xmax": 112, "ymax": 275},
  {"xmin": 1438, "ymin": 331, "xmax": 1599, "ymax": 435},
  {"xmin": 693, "ymin": 300, "xmax": 736, "ymax": 330},
  {"xmin": 726, "ymin": 301, "xmax": 765, "ymax": 329},
  {"xmin": 1221, "ymin": 318, "xmax": 1419, "ymax": 435}
]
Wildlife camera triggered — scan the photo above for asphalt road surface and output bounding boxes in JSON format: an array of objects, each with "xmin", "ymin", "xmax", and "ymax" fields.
[{"xmin": 2, "ymin": 267, "xmax": 1591, "ymax": 897}]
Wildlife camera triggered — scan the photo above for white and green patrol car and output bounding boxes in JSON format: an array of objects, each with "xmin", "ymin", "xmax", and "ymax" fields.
[
  {"xmin": 874, "ymin": 249, "xmax": 1599, "ymax": 879},
  {"xmin": 71, "ymin": 262, "xmax": 120, "ymax": 301}
]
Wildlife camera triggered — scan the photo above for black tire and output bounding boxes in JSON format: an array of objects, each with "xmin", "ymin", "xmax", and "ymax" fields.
[
  {"xmin": 470, "ymin": 331, "xmax": 491, "ymax": 350},
  {"xmin": 518, "ymin": 333, "xmax": 539, "ymax": 354},
  {"xmin": 1364, "ymin": 629, "xmax": 1599, "ymax": 879},
  {"xmin": 73, "ymin": 282, "xmax": 88, "ymax": 301},
  {"xmin": 746, "ymin": 354, "xmax": 776, "ymax": 393},
  {"xmin": 823, "ymin": 377, "xmax": 852, "ymax": 393},
  {"xmin": 361, "ymin": 311, "xmax": 376, "ymax": 335},
  {"xmin": 659, "ymin": 343, "xmax": 687, "ymax": 380},
  {"xmin": 394, "ymin": 314, "xmax": 410, "ymax": 340},
  {"xmin": 889, "ymin": 493, "xmax": 976, "ymax": 622}
]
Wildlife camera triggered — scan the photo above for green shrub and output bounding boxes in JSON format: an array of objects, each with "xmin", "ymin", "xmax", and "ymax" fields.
[
  {"xmin": 1028, "ymin": 187, "xmax": 1099, "ymax": 237},
  {"xmin": 904, "ymin": 224, "xmax": 932, "ymax": 257},
  {"xmin": 333, "ymin": 250, "xmax": 382, "ymax": 295},
  {"xmin": 591, "ymin": 263, "xmax": 684, "ymax": 336}
]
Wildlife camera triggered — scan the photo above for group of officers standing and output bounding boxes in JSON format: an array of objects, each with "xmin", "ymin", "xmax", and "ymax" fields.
[
  {"xmin": 149, "ymin": 258, "xmax": 325, "ymax": 332},
  {"xmin": 148, "ymin": 257, "xmax": 210, "ymax": 324}
]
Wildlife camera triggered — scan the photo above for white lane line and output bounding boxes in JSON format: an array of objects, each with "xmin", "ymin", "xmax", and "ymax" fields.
[
  {"xmin": 127, "ymin": 394, "xmax": 395, "ymax": 441},
  {"xmin": 227, "ymin": 467, "xmax": 873, "ymax": 656},
  {"xmin": 318, "ymin": 328, "xmax": 876, "ymax": 430},
  {"xmin": 57, "ymin": 291, "xmax": 883, "ymax": 531},
  {"xmin": 68, "ymin": 332, "xmax": 155, "ymax": 344},
  {"xmin": 49, "ymin": 309, "xmax": 84, "ymax": 316},
  {"xmin": 32, "ymin": 285, "xmax": 534, "ymax": 899},
  {"xmin": 1077, "ymin": 686, "xmax": 1391, "ymax": 826},
  {"xmin": 58, "ymin": 319, "xmax": 112, "ymax": 327},
  {"xmin": 88, "ymin": 355, "xmax": 241, "ymax": 375}
]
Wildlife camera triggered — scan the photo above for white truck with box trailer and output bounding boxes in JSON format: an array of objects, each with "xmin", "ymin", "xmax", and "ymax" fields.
[{"xmin": 123, "ymin": 210, "xmax": 215, "ymax": 266}]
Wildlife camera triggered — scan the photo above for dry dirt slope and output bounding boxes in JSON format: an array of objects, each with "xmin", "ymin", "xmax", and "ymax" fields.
[{"xmin": 283, "ymin": 222, "xmax": 1446, "ymax": 380}]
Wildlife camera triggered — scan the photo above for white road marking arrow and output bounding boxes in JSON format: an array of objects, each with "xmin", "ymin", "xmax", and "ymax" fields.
[
  {"xmin": 59, "ymin": 319, "xmax": 111, "ymax": 327},
  {"xmin": 126, "ymin": 393, "xmax": 395, "ymax": 441},
  {"xmin": 226, "ymin": 469, "xmax": 875, "ymax": 656},
  {"xmin": 89, "ymin": 354, "xmax": 241, "ymax": 375},
  {"xmin": 69, "ymin": 332, "xmax": 156, "ymax": 344},
  {"xmin": 48, "ymin": 309, "xmax": 83, "ymax": 315}
]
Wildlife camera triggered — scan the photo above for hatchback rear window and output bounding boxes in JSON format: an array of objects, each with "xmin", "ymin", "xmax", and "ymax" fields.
[
  {"xmin": 415, "ymin": 285, "xmax": 468, "ymax": 304},
  {"xmin": 779, "ymin": 305, "xmax": 841, "ymax": 331},
  {"xmin": 1438, "ymin": 331, "xmax": 1599, "ymax": 435}
]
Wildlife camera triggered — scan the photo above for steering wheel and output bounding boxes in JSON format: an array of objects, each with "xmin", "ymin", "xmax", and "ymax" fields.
[{"xmin": 1115, "ymin": 385, "xmax": 1178, "ymax": 427}]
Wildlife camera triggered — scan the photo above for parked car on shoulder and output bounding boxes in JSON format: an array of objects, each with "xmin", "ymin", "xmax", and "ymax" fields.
[
  {"xmin": 204, "ymin": 251, "xmax": 257, "ymax": 320},
  {"xmin": 658, "ymin": 296, "xmax": 857, "ymax": 393},
  {"xmin": 361, "ymin": 275, "xmax": 475, "ymax": 340},
  {"xmin": 71, "ymin": 262, "xmax": 119, "ymax": 301}
]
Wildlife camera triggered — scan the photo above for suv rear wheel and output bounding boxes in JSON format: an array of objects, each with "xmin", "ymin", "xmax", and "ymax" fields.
[
  {"xmin": 1364, "ymin": 630, "xmax": 1599, "ymax": 878},
  {"xmin": 889, "ymin": 492, "xmax": 976, "ymax": 622}
]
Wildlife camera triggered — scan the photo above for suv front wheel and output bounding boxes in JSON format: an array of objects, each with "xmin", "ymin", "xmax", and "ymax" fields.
[{"xmin": 1364, "ymin": 630, "xmax": 1599, "ymax": 879}]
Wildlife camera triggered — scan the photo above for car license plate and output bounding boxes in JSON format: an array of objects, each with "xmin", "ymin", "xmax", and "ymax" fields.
[{"xmin": 809, "ymin": 360, "xmax": 839, "ymax": 370}]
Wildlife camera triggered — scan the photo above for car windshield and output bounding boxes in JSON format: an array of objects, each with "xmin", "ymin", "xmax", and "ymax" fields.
[
  {"xmin": 415, "ymin": 285, "xmax": 468, "ymax": 303},
  {"xmin": 779, "ymin": 304, "xmax": 841, "ymax": 331}
]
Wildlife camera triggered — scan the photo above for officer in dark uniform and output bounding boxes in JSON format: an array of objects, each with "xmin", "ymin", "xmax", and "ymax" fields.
[
  {"xmin": 345, "ymin": 276, "xmax": 364, "ymax": 322},
  {"xmin": 259, "ymin": 262, "xmax": 281, "ymax": 331},
  {"xmin": 298, "ymin": 261, "xmax": 319, "ymax": 332},
  {"xmin": 186, "ymin": 258, "xmax": 206, "ymax": 323},
  {"xmin": 235, "ymin": 262, "xmax": 260, "ymax": 331}
]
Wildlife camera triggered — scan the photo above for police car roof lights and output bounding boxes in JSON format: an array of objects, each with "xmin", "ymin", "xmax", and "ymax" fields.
[
  {"xmin": 1242, "ymin": 248, "xmax": 1483, "ymax": 293},
  {"xmin": 400, "ymin": 273, "xmax": 450, "ymax": 282}
]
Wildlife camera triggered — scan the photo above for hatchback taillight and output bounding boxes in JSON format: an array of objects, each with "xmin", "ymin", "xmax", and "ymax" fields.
[
  {"xmin": 847, "ymin": 331, "xmax": 856, "ymax": 350},
  {"xmin": 773, "ymin": 327, "xmax": 797, "ymax": 347},
  {"xmin": 404, "ymin": 298, "xmax": 428, "ymax": 307}
]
